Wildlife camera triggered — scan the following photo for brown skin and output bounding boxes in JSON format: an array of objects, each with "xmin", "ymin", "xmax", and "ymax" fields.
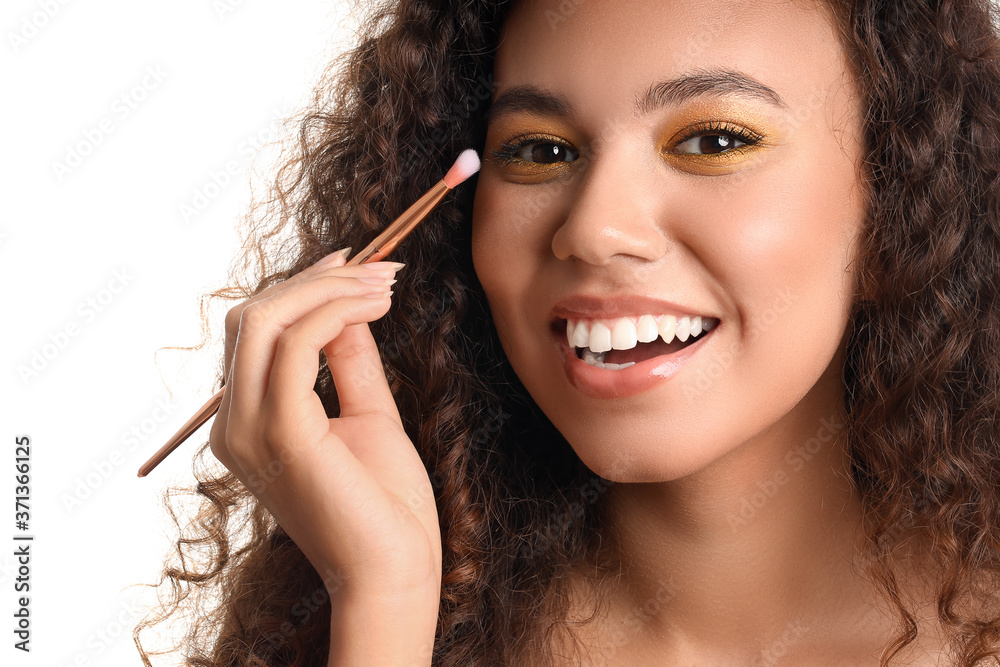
[
  {"xmin": 207, "ymin": 252, "xmax": 444, "ymax": 664},
  {"xmin": 473, "ymin": 0, "xmax": 945, "ymax": 663}
]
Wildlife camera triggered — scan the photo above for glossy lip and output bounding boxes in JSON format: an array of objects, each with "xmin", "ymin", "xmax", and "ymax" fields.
[{"xmin": 550, "ymin": 294, "xmax": 720, "ymax": 399}]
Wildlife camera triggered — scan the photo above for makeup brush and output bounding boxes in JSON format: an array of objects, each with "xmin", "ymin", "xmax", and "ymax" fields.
[{"xmin": 138, "ymin": 149, "xmax": 482, "ymax": 477}]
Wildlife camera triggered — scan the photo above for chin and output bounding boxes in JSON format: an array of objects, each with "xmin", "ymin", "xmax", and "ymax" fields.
[{"xmin": 527, "ymin": 385, "xmax": 737, "ymax": 484}]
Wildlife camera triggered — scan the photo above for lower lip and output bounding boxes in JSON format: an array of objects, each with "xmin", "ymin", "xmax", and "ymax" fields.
[{"xmin": 557, "ymin": 326, "xmax": 717, "ymax": 399}]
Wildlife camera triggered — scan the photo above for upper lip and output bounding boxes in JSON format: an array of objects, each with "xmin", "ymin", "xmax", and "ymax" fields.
[{"xmin": 551, "ymin": 294, "xmax": 717, "ymax": 323}]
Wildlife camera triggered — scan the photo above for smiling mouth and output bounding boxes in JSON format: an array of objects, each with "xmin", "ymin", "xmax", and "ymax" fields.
[{"xmin": 559, "ymin": 314, "xmax": 719, "ymax": 369}]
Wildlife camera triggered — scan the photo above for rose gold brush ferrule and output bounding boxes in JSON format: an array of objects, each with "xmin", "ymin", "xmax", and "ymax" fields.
[{"xmin": 346, "ymin": 179, "xmax": 450, "ymax": 265}]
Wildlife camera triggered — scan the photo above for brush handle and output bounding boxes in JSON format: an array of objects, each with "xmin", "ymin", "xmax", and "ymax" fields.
[
  {"xmin": 137, "ymin": 390, "xmax": 224, "ymax": 477},
  {"xmin": 137, "ymin": 179, "xmax": 452, "ymax": 477}
]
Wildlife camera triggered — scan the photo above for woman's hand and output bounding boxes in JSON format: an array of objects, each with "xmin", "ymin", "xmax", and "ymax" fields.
[{"xmin": 209, "ymin": 248, "xmax": 442, "ymax": 608}]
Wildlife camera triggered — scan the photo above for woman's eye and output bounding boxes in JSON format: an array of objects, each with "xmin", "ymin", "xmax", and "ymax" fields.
[
  {"xmin": 522, "ymin": 143, "xmax": 577, "ymax": 163},
  {"xmin": 673, "ymin": 133, "xmax": 749, "ymax": 155},
  {"xmin": 492, "ymin": 139, "xmax": 580, "ymax": 165}
]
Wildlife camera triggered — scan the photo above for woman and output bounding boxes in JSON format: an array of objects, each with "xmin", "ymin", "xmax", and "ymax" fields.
[{"xmin": 135, "ymin": 0, "xmax": 1000, "ymax": 664}]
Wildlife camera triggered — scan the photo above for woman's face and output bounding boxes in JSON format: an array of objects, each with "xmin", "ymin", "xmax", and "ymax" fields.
[{"xmin": 471, "ymin": 0, "xmax": 866, "ymax": 481}]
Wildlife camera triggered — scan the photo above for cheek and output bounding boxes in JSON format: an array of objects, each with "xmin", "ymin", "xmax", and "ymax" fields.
[
  {"xmin": 680, "ymin": 147, "xmax": 863, "ymax": 413},
  {"xmin": 471, "ymin": 175, "xmax": 563, "ymax": 306},
  {"xmin": 471, "ymin": 178, "xmax": 513, "ymax": 302},
  {"xmin": 686, "ymin": 147, "xmax": 862, "ymax": 330},
  {"xmin": 471, "ymin": 178, "xmax": 541, "ymax": 358}
]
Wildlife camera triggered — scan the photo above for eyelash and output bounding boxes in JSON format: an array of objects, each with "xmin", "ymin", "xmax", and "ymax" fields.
[
  {"xmin": 489, "ymin": 122, "xmax": 763, "ymax": 166},
  {"xmin": 490, "ymin": 133, "xmax": 577, "ymax": 166},
  {"xmin": 671, "ymin": 121, "xmax": 763, "ymax": 154}
]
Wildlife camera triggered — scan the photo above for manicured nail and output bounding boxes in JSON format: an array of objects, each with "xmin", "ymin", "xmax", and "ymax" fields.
[
  {"xmin": 313, "ymin": 247, "xmax": 352, "ymax": 269},
  {"xmin": 360, "ymin": 261, "xmax": 405, "ymax": 271},
  {"xmin": 357, "ymin": 276, "xmax": 397, "ymax": 286},
  {"xmin": 364, "ymin": 290, "xmax": 393, "ymax": 299}
]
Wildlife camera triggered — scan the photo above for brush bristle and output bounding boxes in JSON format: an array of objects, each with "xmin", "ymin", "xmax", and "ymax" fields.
[{"xmin": 443, "ymin": 149, "xmax": 482, "ymax": 188}]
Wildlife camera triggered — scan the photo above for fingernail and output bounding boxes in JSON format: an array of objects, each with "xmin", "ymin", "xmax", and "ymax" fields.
[
  {"xmin": 364, "ymin": 290, "xmax": 393, "ymax": 299},
  {"xmin": 357, "ymin": 276, "xmax": 397, "ymax": 286},
  {"xmin": 314, "ymin": 247, "xmax": 352, "ymax": 269},
  {"xmin": 360, "ymin": 261, "xmax": 405, "ymax": 271}
]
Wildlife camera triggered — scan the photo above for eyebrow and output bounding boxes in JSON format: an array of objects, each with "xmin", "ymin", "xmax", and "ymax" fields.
[{"xmin": 485, "ymin": 68, "xmax": 787, "ymax": 124}]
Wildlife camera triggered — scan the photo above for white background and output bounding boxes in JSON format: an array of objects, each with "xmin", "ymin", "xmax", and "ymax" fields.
[{"xmin": 2, "ymin": 1, "xmax": 359, "ymax": 665}]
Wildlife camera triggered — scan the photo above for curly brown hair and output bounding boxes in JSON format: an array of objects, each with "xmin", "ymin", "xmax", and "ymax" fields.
[{"xmin": 135, "ymin": 0, "xmax": 1000, "ymax": 664}]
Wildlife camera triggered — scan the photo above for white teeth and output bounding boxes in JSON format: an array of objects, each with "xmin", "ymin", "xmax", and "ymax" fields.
[
  {"xmin": 611, "ymin": 319, "xmax": 638, "ymax": 350},
  {"xmin": 636, "ymin": 315, "xmax": 659, "ymax": 343},
  {"xmin": 675, "ymin": 316, "xmax": 691, "ymax": 342},
  {"xmin": 588, "ymin": 322, "xmax": 613, "ymax": 354},
  {"xmin": 571, "ymin": 320, "xmax": 589, "ymax": 348},
  {"xmin": 658, "ymin": 315, "xmax": 677, "ymax": 344},
  {"xmin": 567, "ymin": 313, "xmax": 716, "ymax": 357},
  {"xmin": 568, "ymin": 320, "xmax": 584, "ymax": 347}
]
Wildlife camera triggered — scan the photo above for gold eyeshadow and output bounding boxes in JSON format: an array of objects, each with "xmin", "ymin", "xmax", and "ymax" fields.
[
  {"xmin": 483, "ymin": 121, "xmax": 583, "ymax": 182},
  {"xmin": 484, "ymin": 99, "xmax": 784, "ymax": 180},
  {"xmin": 656, "ymin": 100, "xmax": 781, "ymax": 175},
  {"xmin": 490, "ymin": 131, "xmax": 578, "ymax": 168}
]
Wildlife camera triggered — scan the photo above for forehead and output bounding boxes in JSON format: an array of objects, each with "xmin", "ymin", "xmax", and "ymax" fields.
[{"xmin": 494, "ymin": 0, "xmax": 851, "ymax": 120}]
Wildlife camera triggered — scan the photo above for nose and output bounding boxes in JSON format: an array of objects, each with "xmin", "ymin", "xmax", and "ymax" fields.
[{"xmin": 551, "ymin": 148, "xmax": 669, "ymax": 266}]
